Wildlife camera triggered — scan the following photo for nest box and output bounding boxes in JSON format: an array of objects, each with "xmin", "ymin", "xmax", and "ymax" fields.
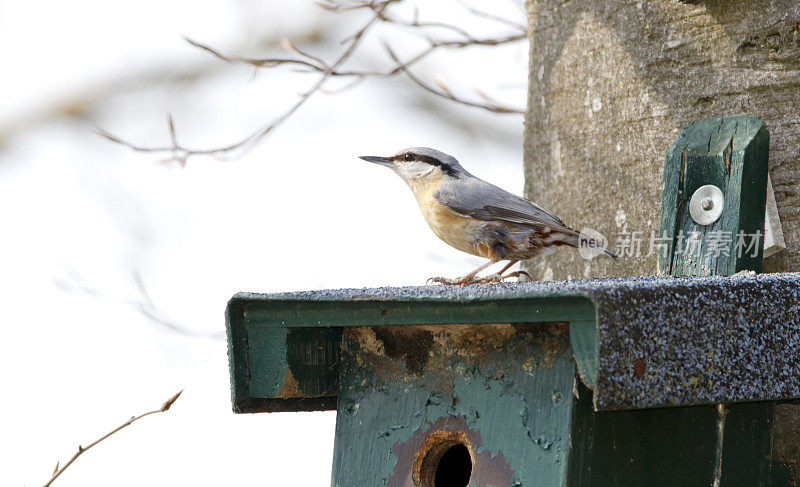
[{"xmin": 226, "ymin": 116, "xmax": 800, "ymax": 486}]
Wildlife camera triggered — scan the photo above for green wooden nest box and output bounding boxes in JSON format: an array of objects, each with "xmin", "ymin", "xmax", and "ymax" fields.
[{"xmin": 225, "ymin": 116, "xmax": 800, "ymax": 486}]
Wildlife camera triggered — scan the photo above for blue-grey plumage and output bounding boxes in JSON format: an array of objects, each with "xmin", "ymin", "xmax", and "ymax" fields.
[{"xmin": 360, "ymin": 147, "xmax": 615, "ymax": 284}]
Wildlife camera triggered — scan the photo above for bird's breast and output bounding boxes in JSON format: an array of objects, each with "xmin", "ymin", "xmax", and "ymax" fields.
[{"xmin": 408, "ymin": 177, "xmax": 497, "ymax": 258}]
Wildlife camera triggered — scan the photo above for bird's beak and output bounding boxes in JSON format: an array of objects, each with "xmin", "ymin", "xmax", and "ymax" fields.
[{"xmin": 359, "ymin": 155, "xmax": 393, "ymax": 167}]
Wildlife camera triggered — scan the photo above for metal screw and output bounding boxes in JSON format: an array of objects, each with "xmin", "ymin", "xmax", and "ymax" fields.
[{"xmin": 701, "ymin": 198, "xmax": 713, "ymax": 211}]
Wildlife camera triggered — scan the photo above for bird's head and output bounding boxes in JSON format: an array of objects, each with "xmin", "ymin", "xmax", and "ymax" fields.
[{"xmin": 360, "ymin": 147, "xmax": 463, "ymax": 184}]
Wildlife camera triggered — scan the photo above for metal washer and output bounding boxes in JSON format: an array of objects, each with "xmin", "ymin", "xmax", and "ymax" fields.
[{"xmin": 689, "ymin": 184, "xmax": 724, "ymax": 226}]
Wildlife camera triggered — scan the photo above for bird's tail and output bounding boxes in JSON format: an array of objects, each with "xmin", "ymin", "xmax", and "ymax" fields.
[
  {"xmin": 584, "ymin": 238, "xmax": 618, "ymax": 259},
  {"xmin": 551, "ymin": 228, "xmax": 617, "ymax": 259}
]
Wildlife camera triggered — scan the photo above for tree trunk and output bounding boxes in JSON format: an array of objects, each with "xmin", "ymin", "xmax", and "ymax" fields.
[{"xmin": 524, "ymin": 0, "xmax": 800, "ymax": 474}]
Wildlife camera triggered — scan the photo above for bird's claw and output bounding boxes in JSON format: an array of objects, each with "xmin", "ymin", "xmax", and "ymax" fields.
[
  {"xmin": 504, "ymin": 270, "xmax": 532, "ymax": 282},
  {"xmin": 427, "ymin": 276, "xmax": 484, "ymax": 285},
  {"xmin": 427, "ymin": 276, "xmax": 469, "ymax": 285},
  {"xmin": 476, "ymin": 274, "xmax": 503, "ymax": 284},
  {"xmin": 426, "ymin": 272, "xmax": 525, "ymax": 286}
]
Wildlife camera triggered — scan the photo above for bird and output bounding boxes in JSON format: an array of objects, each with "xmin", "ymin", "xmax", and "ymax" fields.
[{"xmin": 360, "ymin": 147, "xmax": 616, "ymax": 285}]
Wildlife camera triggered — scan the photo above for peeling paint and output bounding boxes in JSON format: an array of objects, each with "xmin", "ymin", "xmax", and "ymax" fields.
[
  {"xmin": 332, "ymin": 320, "xmax": 576, "ymax": 485},
  {"xmin": 387, "ymin": 416, "xmax": 514, "ymax": 487},
  {"xmin": 276, "ymin": 368, "xmax": 302, "ymax": 398}
]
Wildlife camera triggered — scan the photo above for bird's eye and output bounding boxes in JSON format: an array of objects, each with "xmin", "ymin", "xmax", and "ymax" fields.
[{"xmin": 403, "ymin": 153, "xmax": 414, "ymax": 161}]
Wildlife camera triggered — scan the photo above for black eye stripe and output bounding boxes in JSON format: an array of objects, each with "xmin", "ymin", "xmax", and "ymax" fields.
[
  {"xmin": 417, "ymin": 154, "xmax": 458, "ymax": 177},
  {"xmin": 393, "ymin": 152, "xmax": 459, "ymax": 177},
  {"xmin": 417, "ymin": 155, "xmax": 443, "ymax": 166}
]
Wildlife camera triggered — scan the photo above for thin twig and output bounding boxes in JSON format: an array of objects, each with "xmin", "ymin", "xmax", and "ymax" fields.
[
  {"xmin": 42, "ymin": 390, "xmax": 183, "ymax": 487},
  {"xmin": 54, "ymin": 268, "xmax": 224, "ymax": 339},
  {"xmin": 185, "ymin": 37, "xmax": 325, "ymax": 71},
  {"xmin": 98, "ymin": 2, "xmax": 390, "ymax": 163},
  {"xmin": 165, "ymin": 113, "xmax": 186, "ymax": 166},
  {"xmin": 372, "ymin": 7, "xmax": 474, "ymax": 40},
  {"xmin": 454, "ymin": 0, "xmax": 527, "ymax": 32},
  {"xmin": 185, "ymin": 32, "xmax": 525, "ymax": 79},
  {"xmin": 280, "ymin": 38, "xmax": 331, "ymax": 71},
  {"xmin": 317, "ymin": 0, "xmax": 399, "ymax": 12},
  {"xmin": 100, "ymin": 0, "xmax": 526, "ymax": 163},
  {"xmin": 384, "ymin": 43, "xmax": 524, "ymax": 114}
]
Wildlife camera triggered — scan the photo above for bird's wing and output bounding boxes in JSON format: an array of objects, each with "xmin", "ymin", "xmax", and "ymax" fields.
[{"xmin": 435, "ymin": 176, "xmax": 574, "ymax": 232}]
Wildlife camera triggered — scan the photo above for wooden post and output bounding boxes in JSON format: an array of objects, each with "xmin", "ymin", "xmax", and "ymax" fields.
[
  {"xmin": 564, "ymin": 115, "xmax": 785, "ymax": 487},
  {"xmin": 659, "ymin": 115, "xmax": 769, "ymax": 276}
]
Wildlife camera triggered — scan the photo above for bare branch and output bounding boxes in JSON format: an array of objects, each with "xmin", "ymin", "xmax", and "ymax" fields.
[
  {"xmin": 99, "ymin": 2, "xmax": 390, "ymax": 163},
  {"xmin": 165, "ymin": 113, "xmax": 187, "ymax": 166},
  {"xmin": 54, "ymin": 268, "xmax": 224, "ymax": 339},
  {"xmin": 371, "ymin": 7, "xmax": 474, "ymax": 40},
  {"xmin": 185, "ymin": 37, "xmax": 325, "ymax": 71},
  {"xmin": 186, "ymin": 31, "xmax": 525, "ymax": 79},
  {"xmin": 317, "ymin": 0, "xmax": 400, "ymax": 12},
  {"xmin": 384, "ymin": 43, "xmax": 524, "ymax": 114},
  {"xmin": 101, "ymin": 0, "xmax": 526, "ymax": 163},
  {"xmin": 454, "ymin": 0, "xmax": 527, "ymax": 32},
  {"xmin": 280, "ymin": 38, "xmax": 331, "ymax": 70},
  {"xmin": 361, "ymin": 32, "xmax": 527, "ymax": 77},
  {"xmin": 42, "ymin": 390, "xmax": 183, "ymax": 487}
]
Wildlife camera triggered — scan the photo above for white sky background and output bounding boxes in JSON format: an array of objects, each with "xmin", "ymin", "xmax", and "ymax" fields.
[{"xmin": 0, "ymin": 1, "xmax": 528, "ymax": 485}]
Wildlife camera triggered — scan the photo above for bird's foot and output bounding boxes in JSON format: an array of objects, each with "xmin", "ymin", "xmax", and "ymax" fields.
[
  {"xmin": 426, "ymin": 269, "xmax": 531, "ymax": 286},
  {"xmin": 426, "ymin": 275, "xmax": 490, "ymax": 285},
  {"xmin": 477, "ymin": 274, "xmax": 504, "ymax": 284},
  {"xmin": 473, "ymin": 271, "xmax": 532, "ymax": 283},
  {"xmin": 427, "ymin": 274, "xmax": 504, "ymax": 285},
  {"xmin": 427, "ymin": 276, "xmax": 468, "ymax": 285},
  {"xmin": 502, "ymin": 270, "xmax": 532, "ymax": 282}
]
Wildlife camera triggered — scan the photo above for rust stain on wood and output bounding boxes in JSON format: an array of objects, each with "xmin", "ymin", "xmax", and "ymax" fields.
[
  {"xmin": 343, "ymin": 322, "xmax": 571, "ymax": 381},
  {"xmin": 276, "ymin": 368, "xmax": 303, "ymax": 398}
]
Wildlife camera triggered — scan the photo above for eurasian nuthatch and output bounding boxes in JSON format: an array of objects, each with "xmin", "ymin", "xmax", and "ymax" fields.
[{"xmin": 360, "ymin": 147, "xmax": 616, "ymax": 285}]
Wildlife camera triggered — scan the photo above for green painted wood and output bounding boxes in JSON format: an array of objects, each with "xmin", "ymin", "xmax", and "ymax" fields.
[
  {"xmin": 567, "ymin": 397, "xmax": 791, "ymax": 487},
  {"xmin": 285, "ymin": 327, "xmax": 342, "ymax": 396},
  {"xmin": 246, "ymin": 327, "xmax": 342, "ymax": 399},
  {"xmin": 770, "ymin": 460, "xmax": 794, "ymax": 487},
  {"xmin": 228, "ymin": 274, "xmax": 800, "ymax": 413},
  {"xmin": 566, "ymin": 115, "xmax": 783, "ymax": 487},
  {"xmin": 228, "ymin": 313, "xmax": 339, "ymax": 412},
  {"xmin": 243, "ymin": 296, "xmax": 596, "ymax": 328},
  {"xmin": 719, "ymin": 402, "xmax": 775, "ymax": 486},
  {"xmin": 246, "ymin": 327, "xmax": 287, "ymax": 398},
  {"xmin": 229, "ymin": 295, "xmax": 596, "ymax": 412},
  {"xmin": 659, "ymin": 115, "xmax": 769, "ymax": 276},
  {"xmin": 568, "ymin": 320, "xmax": 598, "ymax": 390},
  {"xmin": 568, "ymin": 379, "xmax": 720, "ymax": 486},
  {"xmin": 225, "ymin": 297, "xmax": 251, "ymax": 413},
  {"xmin": 332, "ymin": 324, "xmax": 579, "ymax": 487}
]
